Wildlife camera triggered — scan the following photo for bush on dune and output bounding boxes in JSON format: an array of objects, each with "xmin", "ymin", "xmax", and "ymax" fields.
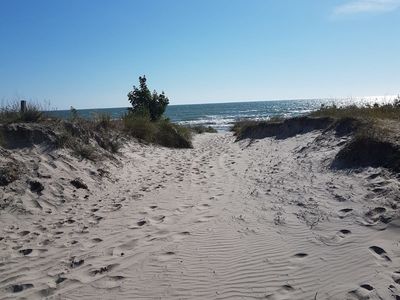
[
  {"xmin": 124, "ymin": 76, "xmax": 192, "ymax": 148},
  {"xmin": 123, "ymin": 113, "xmax": 157, "ymax": 142},
  {"xmin": 0, "ymin": 75, "xmax": 193, "ymax": 154},
  {"xmin": 156, "ymin": 119, "xmax": 192, "ymax": 148},
  {"xmin": 123, "ymin": 112, "xmax": 192, "ymax": 148},
  {"xmin": 128, "ymin": 76, "xmax": 169, "ymax": 122}
]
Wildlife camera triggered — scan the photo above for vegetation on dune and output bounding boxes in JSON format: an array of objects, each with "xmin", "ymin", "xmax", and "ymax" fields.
[
  {"xmin": 0, "ymin": 75, "xmax": 192, "ymax": 159},
  {"xmin": 232, "ymin": 97, "xmax": 400, "ymax": 139},
  {"xmin": 310, "ymin": 96, "xmax": 400, "ymax": 120},
  {"xmin": 231, "ymin": 116, "xmax": 285, "ymax": 138},
  {"xmin": 122, "ymin": 113, "xmax": 192, "ymax": 148},
  {"xmin": 231, "ymin": 98, "xmax": 400, "ymax": 173},
  {"xmin": 0, "ymin": 101, "xmax": 43, "ymax": 123},
  {"xmin": 231, "ymin": 119, "xmax": 261, "ymax": 136},
  {"xmin": 187, "ymin": 125, "xmax": 218, "ymax": 134},
  {"xmin": 55, "ymin": 107, "xmax": 123, "ymax": 159},
  {"xmin": 124, "ymin": 76, "xmax": 192, "ymax": 148},
  {"xmin": 127, "ymin": 76, "xmax": 169, "ymax": 122}
]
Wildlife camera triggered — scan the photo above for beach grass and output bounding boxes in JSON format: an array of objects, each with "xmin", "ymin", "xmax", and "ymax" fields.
[
  {"xmin": 123, "ymin": 113, "xmax": 192, "ymax": 148},
  {"xmin": 310, "ymin": 97, "xmax": 400, "ymax": 121},
  {"xmin": 0, "ymin": 101, "xmax": 193, "ymax": 157},
  {"xmin": 0, "ymin": 101, "xmax": 43, "ymax": 123},
  {"xmin": 186, "ymin": 125, "xmax": 218, "ymax": 134}
]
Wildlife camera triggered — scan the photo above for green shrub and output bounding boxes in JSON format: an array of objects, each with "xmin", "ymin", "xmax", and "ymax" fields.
[
  {"xmin": 156, "ymin": 119, "xmax": 192, "ymax": 148},
  {"xmin": 127, "ymin": 76, "xmax": 169, "ymax": 121},
  {"xmin": 188, "ymin": 125, "xmax": 218, "ymax": 134},
  {"xmin": 123, "ymin": 113, "xmax": 157, "ymax": 142},
  {"xmin": 123, "ymin": 113, "xmax": 192, "ymax": 148}
]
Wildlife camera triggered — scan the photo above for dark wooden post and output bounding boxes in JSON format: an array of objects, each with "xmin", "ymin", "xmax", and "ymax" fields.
[{"xmin": 20, "ymin": 100, "xmax": 26, "ymax": 113}]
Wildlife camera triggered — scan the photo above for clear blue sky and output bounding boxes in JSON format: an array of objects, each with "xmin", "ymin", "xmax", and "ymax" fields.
[{"xmin": 1, "ymin": 0, "xmax": 399, "ymax": 109}]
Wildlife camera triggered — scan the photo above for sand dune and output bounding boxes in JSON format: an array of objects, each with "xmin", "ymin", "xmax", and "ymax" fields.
[{"xmin": 1, "ymin": 131, "xmax": 399, "ymax": 299}]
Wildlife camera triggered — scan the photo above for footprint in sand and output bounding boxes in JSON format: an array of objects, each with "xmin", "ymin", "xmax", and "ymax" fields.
[
  {"xmin": 265, "ymin": 284, "xmax": 296, "ymax": 299},
  {"xmin": 18, "ymin": 230, "xmax": 30, "ymax": 237},
  {"xmin": 364, "ymin": 207, "xmax": 391, "ymax": 225},
  {"xmin": 392, "ymin": 271, "xmax": 400, "ymax": 284},
  {"xmin": 369, "ymin": 246, "xmax": 391, "ymax": 262},
  {"xmin": 197, "ymin": 203, "xmax": 211, "ymax": 210},
  {"xmin": 70, "ymin": 257, "xmax": 84, "ymax": 268},
  {"xmin": 8, "ymin": 283, "xmax": 34, "ymax": 293},
  {"xmin": 19, "ymin": 249, "xmax": 32, "ymax": 256},
  {"xmin": 137, "ymin": 220, "xmax": 147, "ymax": 226},
  {"xmin": 293, "ymin": 253, "xmax": 308, "ymax": 258},
  {"xmin": 348, "ymin": 284, "xmax": 376, "ymax": 299},
  {"xmin": 112, "ymin": 203, "xmax": 122, "ymax": 211},
  {"xmin": 55, "ymin": 276, "xmax": 67, "ymax": 284},
  {"xmin": 19, "ymin": 248, "xmax": 47, "ymax": 257},
  {"xmin": 338, "ymin": 229, "xmax": 352, "ymax": 238},
  {"xmin": 289, "ymin": 253, "xmax": 309, "ymax": 268},
  {"xmin": 149, "ymin": 215, "xmax": 166, "ymax": 224},
  {"xmin": 338, "ymin": 208, "xmax": 353, "ymax": 219}
]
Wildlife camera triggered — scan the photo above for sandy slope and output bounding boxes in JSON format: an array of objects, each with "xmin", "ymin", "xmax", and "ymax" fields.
[{"xmin": 1, "ymin": 132, "xmax": 400, "ymax": 299}]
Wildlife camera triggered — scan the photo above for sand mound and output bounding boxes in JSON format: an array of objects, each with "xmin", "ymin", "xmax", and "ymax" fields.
[
  {"xmin": 332, "ymin": 136, "xmax": 400, "ymax": 172},
  {"xmin": 236, "ymin": 116, "xmax": 334, "ymax": 140},
  {"xmin": 0, "ymin": 123, "xmax": 58, "ymax": 149},
  {"xmin": 326, "ymin": 117, "xmax": 363, "ymax": 137}
]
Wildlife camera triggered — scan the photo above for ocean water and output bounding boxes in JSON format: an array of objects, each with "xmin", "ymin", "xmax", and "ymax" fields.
[{"xmin": 47, "ymin": 97, "xmax": 395, "ymax": 131}]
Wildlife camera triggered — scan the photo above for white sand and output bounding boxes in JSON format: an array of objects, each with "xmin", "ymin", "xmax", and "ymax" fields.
[{"xmin": 1, "ymin": 132, "xmax": 400, "ymax": 299}]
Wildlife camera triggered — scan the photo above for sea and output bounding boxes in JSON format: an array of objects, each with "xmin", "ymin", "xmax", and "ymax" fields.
[{"xmin": 47, "ymin": 97, "xmax": 396, "ymax": 132}]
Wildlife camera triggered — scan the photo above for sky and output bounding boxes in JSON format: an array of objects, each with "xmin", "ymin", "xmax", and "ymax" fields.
[{"xmin": 0, "ymin": 0, "xmax": 399, "ymax": 109}]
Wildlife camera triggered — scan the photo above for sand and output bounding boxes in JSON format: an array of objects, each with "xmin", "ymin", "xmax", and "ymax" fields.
[{"xmin": 1, "ymin": 131, "xmax": 400, "ymax": 299}]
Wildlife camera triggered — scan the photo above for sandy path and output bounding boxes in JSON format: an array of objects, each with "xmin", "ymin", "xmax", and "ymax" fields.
[{"xmin": 1, "ymin": 132, "xmax": 400, "ymax": 299}]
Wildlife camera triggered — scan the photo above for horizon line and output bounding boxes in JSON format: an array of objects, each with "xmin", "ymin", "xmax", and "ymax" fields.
[{"xmin": 48, "ymin": 94, "xmax": 398, "ymax": 111}]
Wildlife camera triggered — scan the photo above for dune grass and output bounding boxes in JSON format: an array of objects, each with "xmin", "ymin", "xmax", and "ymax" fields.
[
  {"xmin": 231, "ymin": 116, "xmax": 284, "ymax": 137},
  {"xmin": 123, "ymin": 113, "xmax": 192, "ymax": 148},
  {"xmin": 0, "ymin": 101, "xmax": 43, "ymax": 123},
  {"xmin": 310, "ymin": 97, "xmax": 400, "ymax": 121},
  {"xmin": 232, "ymin": 98, "xmax": 400, "ymax": 138},
  {"xmin": 186, "ymin": 125, "xmax": 218, "ymax": 134}
]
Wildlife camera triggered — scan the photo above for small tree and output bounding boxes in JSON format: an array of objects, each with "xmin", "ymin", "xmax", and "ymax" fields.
[{"xmin": 127, "ymin": 76, "xmax": 169, "ymax": 121}]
